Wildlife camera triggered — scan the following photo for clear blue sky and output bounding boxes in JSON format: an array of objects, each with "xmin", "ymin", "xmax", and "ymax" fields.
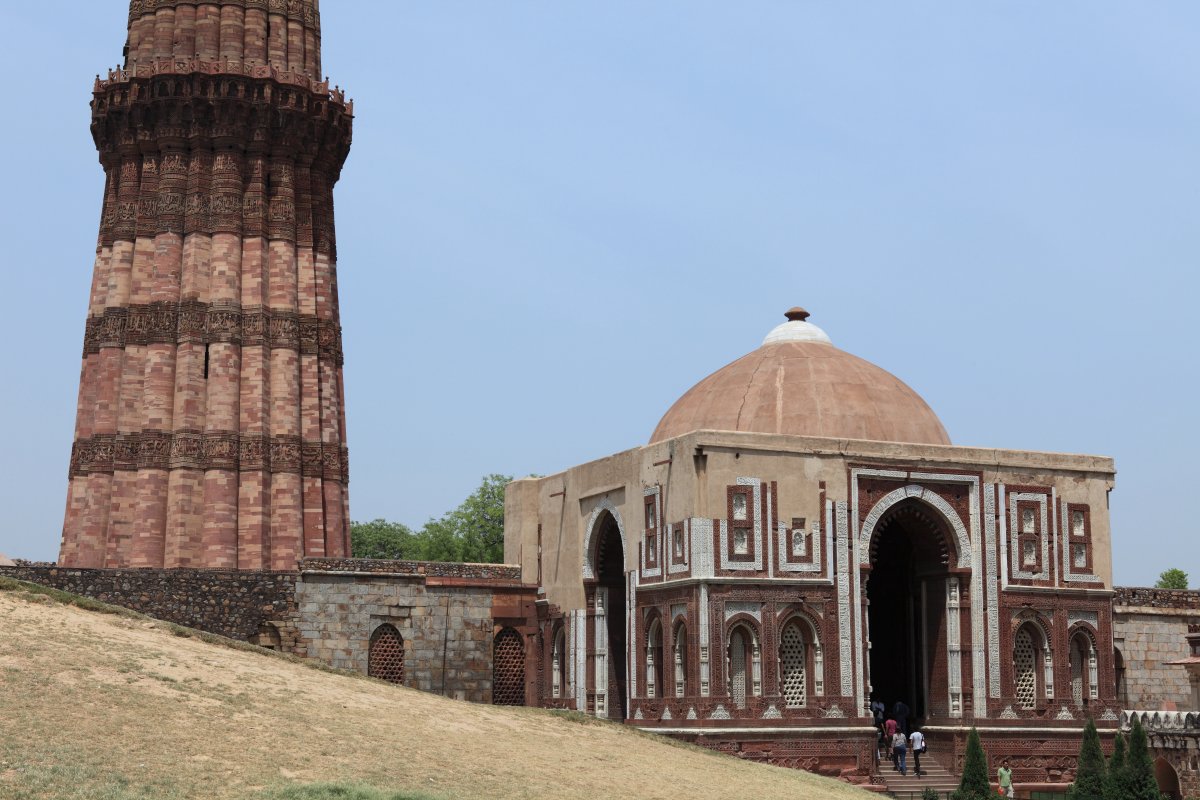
[{"xmin": 1, "ymin": 2, "xmax": 1196, "ymax": 587}]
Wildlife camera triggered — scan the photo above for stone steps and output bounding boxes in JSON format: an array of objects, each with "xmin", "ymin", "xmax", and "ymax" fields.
[{"xmin": 878, "ymin": 751, "xmax": 961, "ymax": 798}]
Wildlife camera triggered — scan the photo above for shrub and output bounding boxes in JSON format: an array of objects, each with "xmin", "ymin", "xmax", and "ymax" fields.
[
  {"xmin": 1104, "ymin": 732, "xmax": 1127, "ymax": 800},
  {"xmin": 1068, "ymin": 718, "xmax": 1106, "ymax": 800},
  {"xmin": 952, "ymin": 727, "xmax": 992, "ymax": 800},
  {"xmin": 1125, "ymin": 718, "xmax": 1165, "ymax": 800}
]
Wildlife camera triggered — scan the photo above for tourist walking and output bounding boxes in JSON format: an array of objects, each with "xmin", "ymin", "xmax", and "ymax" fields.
[
  {"xmin": 891, "ymin": 729, "xmax": 908, "ymax": 776},
  {"xmin": 998, "ymin": 758, "xmax": 1014, "ymax": 798},
  {"xmin": 892, "ymin": 698, "xmax": 911, "ymax": 735},
  {"xmin": 908, "ymin": 729, "xmax": 925, "ymax": 777},
  {"xmin": 870, "ymin": 698, "xmax": 886, "ymax": 763},
  {"xmin": 884, "ymin": 716, "xmax": 898, "ymax": 769}
]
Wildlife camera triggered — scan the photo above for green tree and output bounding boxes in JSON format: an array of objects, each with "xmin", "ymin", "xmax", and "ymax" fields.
[
  {"xmin": 1124, "ymin": 718, "xmax": 1163, "ymax": 800},
  {"xmin": 1156, "ymin": 568, "xmax": 1189, "ymax": 590},
  {"xmin": 410, "ymin": 474, "xmax": 511, "ymax": 563},
  {"xmin": 347, "ymin": 474, "xmax": 513, "ymax": 564},
  {"xmin": 953, "ymin": 727, "xmax": 992, "ymax": 800},
  {"xmin": 1104, "ymin": 731, "xmax": 1127, "ymax": 800},
  {"xmin": 1068, "ymin": 718, "xmax": 1107, "ymax": 800},
  {"xmin": 414, "ymin": 517, "xmax": 464, "ymax": 563},
  {"xmin": 350, "ymin": 519, "xmax": 417, "ymax": 560},
  {"xmin": 449, "ymin": 474, "xmax": 510, "ymax": 564}
]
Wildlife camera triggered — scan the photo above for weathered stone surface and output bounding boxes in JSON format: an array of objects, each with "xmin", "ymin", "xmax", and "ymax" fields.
[{"xmin": 0, "ymin": 563, "xmax": 297, "ymax": 645}]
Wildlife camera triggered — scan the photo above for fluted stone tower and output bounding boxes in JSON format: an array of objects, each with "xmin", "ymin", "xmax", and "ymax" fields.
[{"xmin": 62, "ymin": 0, "xmax": 352, "ymax": 570}]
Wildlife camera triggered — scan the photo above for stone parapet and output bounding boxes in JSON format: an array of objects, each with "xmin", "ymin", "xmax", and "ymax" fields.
[
  {"xmin": 300, "ymin": 558, "xmax": 523, "ymax": 582},
  {"xmin": 0, "ymin": 563, "xmax": 298, "ymax": 645},
  {"xmin": 1115, "ymin": 586, "xmax": 1200, "ymax": 611}
]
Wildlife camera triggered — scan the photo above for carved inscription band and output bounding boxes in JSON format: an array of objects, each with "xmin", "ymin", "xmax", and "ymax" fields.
[
  {"xmin": 129, "ymin": 0, "xmax": 320, "ymax": 30},
  {"xmin": 82, "ymin": 304, "xmax": 344, "ymax": 364},
  {"xmin": 71, "ymin": 431, "xmax": 349, "ymax": 482}
]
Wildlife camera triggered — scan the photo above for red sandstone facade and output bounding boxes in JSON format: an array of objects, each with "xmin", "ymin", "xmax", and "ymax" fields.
[{"xmin": 62, "ymin": 0, "xmax": 353, "ymax": 570}]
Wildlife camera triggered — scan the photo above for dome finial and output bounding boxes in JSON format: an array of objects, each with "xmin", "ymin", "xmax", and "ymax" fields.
[{"xmin": 762, "ymin": 307, "xmax": 832, "ymax": 346}]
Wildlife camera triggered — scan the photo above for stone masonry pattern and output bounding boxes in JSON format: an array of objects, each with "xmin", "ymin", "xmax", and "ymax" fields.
[
  {"xmin": 1113, "ymin": 587, "xmax": 1200, "ymax": 709},
  {"xmin": 0, "ymin": 563, "xmax": 297, "ymax": 643},
  {"xmin": 61, "ymin": 0, "xmax": 353, "ymax": 572}
]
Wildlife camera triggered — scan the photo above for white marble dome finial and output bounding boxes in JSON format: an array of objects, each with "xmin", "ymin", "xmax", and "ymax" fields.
[{"xmin": 762, "ymin": 306, "xmax": 833, "ymax": 346}]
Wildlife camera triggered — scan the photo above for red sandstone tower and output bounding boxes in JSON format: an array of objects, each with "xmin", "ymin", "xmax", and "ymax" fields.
[{"xmin": 61, "ymin": 0, "xmax": 352, "ymax": 570}]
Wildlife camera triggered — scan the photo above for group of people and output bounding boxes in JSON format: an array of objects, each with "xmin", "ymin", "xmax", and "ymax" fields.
[
  {"xmin": 870, "ymin": 698, "xmax": 924, "ymax": 777},
  {"xmin": 870, "ymin": 697, "xmax": 1016, "ymax": 797}
]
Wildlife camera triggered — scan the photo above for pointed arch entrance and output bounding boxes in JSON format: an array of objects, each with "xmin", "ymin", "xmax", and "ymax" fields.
[
  {"xmin": 865, "ymin": 497, "xmax": 960, "ymax": 723},
  {"xmin": 592, "ymin": 510, "xmax": 627, "ymax": 721}
]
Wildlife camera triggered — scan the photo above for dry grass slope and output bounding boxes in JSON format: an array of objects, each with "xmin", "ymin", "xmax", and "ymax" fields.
[{"xmin": 0, "ymin": 579, "xmax": 876, "ymax": 800}]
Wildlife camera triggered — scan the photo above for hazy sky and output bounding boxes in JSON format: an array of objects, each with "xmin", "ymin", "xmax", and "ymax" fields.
[{"xmin": 1, "ymin": 3, "xmax": 1196, "ymax": 587}]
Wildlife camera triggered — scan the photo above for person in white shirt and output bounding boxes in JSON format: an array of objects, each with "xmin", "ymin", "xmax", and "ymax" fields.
[{"xmin": 908, "ymin": 729, "xmax": 926, "ymax": 776}]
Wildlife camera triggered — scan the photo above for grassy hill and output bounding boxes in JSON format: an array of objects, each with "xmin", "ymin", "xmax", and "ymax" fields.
[{"xmin": 0, "ymin": 578, "xmax": 876, "ymax": 800}]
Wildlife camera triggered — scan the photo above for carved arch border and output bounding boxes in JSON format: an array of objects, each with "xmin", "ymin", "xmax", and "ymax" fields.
[
  {"xmin": 1012, "ymin": 612, "xmax": 1056, "ymax": 703},
  {"xmin": 724, "ymin": 615, "xmax": 763, "ymax": 707},
  {"xmin": 777, "ymin": 606, "xmax": 826, "ymax": 698},
  {"xmin": 859, "ymin": 484, "xmax": 972, "ymax": 569},
  {"xmin": 582, "ymin": 497, "xmax": 627, "ymax": 580}
]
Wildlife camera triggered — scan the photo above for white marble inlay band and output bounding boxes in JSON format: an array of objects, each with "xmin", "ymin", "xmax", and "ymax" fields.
[
  {"xmin": 985, "ymin": 483, "xmax": 1001, "ymax": 700},
  {"xmin": 725, "ymin": 601, "xmax": 762, "ymax": 623},
  {"xmin": 1008, "ymin": 493, "xmax": 1049, "ymax": 581}
]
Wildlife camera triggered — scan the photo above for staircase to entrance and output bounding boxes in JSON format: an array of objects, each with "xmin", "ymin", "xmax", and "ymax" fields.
[{"xmin": 878, "ymin": 750, "xmax": 959, "ymax": 798}]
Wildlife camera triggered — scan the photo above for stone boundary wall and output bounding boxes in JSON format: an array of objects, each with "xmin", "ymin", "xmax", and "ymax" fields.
[
  {"xmin": 294, "ymin": 566, "xmax": 538, "ymax": 703},
  {"xmin": 0, "ymin": 560, "xmax": 539, "ymax": 702},
  {"xmin": 0, "ymin": 563, "xmax": 297, "ymax": 643},
  {"xmin": 300, "ymin": 558, "xmax": 522, "ymax": 581},
  {"xmin": 1115, "ymin": 586, "xmax": 1200, "ymax": 610},
  {"xmin": 1113, "ymin": 586, "xmax": 1200, "ymax": 711}
]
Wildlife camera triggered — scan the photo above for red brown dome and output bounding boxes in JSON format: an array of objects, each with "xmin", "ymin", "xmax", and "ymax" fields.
[{"xmin": 649, "ymin": 311, "xmax": 950, "ymax": 446}]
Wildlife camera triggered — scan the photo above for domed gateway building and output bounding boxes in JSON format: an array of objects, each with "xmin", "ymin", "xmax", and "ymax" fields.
[{"xmin": 505, "ymin": 308, "xmax": 1119, "ymax": 786}]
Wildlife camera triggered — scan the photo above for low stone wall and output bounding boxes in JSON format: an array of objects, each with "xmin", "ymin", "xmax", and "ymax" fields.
[
  {"xmin": 1116, "ymin": 587, "xmax": 1200, "ymax": 610},
  {"xmin": 301, "ymin": 558, "xmax": 522, "ymax": 581},
  {"xmin": 0, "ymin": 563, "xmax": 298, "ymax": 644},
  {"xmin": 1113, "ymin": 586, "xmax": 1200, "ymax": 710},
  {"xmin": 296, "ymin": 560, "xmax": 537, "ymax": 703},
  {"xmin": 0, "ymin": 559, "xmax": 540, "ymax": 702}
]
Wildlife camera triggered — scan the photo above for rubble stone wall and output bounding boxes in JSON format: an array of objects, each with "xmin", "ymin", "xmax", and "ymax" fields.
[{"xmin": 0, "ymin": 563, "xmax": 297, "ymax": 643}]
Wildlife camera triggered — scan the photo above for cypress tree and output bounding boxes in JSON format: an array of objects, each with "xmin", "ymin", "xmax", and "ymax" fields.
[
  {"xmin": 1067, "ymin": 718, "xmax": 1107, "ymax": 800},
  {"xmin": 1104, "ymin": 731, "xmax": 1127, "ymax": 800},
  {"xmin": 953, "ymin": 727, "xmax": 992, "ymax": 800},
  {"xmin": 1125, "ymin": 717, "xmax": 1163, "ymax": 800}
]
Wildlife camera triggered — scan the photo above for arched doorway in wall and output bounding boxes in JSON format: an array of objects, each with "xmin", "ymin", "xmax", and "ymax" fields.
[
  {"xmin": 865, "ymin": 498, "xmax": 958, "ymax": 723},
  {"xmin": 1155, "ymin": 756, "xmax": 1182, "ymax": 800},
  {"xmin": 594, "ymin": 512, "xmax": 627, "ymax": 721},
  {"xmin": 1113, "ymin": 646, "xmax": 1127, "ymax": 707}
]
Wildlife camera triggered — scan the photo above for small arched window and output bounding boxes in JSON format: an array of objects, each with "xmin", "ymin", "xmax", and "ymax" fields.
[
  {"xmin": 727, "ymin": 624, "xmax": 759, "ymax": 709},
  {"xmin": 1114, "ymin": 647, "xmax": 1127, "ymax": 707},
  {"xmin": 368, "ymin": 623, "xmax": 405, "ymax": 685},
  {"xmin": 673, "ymin": 623, "xmax": 688, "ymax": 699},
  {"xmin": 780, "ymin": 619, "xmax": 808, "ymax": 708},
  {"xmin": 646, "ymin": 618, "xmax": 664, "ymax": 699},
  {"xmin": 1014, "ymin": 622, "xmax": 1051, "ymax": 709},
  {"xmin": 552, "ymin": 625, "xmax": 567, "ymax": 699},
  {"xmin": 493, "ymin": 627, "xmax": 526, "ymax": 706},
  {"xmin": 1069, "ymin": 630, "xmax": 1098, "ymax": 705}
]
